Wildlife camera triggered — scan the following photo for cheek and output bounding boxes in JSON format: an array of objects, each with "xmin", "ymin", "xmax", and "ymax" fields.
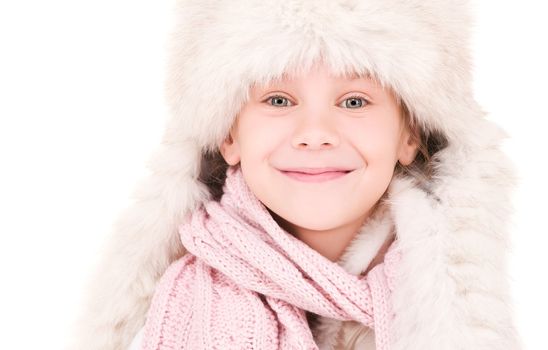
[
  {"xmin": 346, "ymin": 122, "xmax": 400, "ymax": 164},
  {"xmin": 238, "ymin": 117, "xmax": 285, "ymax": 161}
]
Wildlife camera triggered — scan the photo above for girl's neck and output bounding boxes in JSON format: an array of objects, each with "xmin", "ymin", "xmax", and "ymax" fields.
[{"xmin": 269, "ymin": 209, "xmax": 372, "ymax": 262}]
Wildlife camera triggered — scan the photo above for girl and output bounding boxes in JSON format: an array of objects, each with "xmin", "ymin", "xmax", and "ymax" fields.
[{"xmin": 68, "ymin": 1, "xmax": 522, "ymax": 349}]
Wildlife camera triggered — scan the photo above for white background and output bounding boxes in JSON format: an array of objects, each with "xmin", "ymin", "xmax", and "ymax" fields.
[{"xmin": 0, "ymin": 1, "xmax": 546, "ymax": 349}]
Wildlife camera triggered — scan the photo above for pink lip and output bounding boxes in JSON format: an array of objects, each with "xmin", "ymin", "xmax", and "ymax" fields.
[{"xmin": 278, "ymin": 168, "xmax": 353, "ymax": 183}]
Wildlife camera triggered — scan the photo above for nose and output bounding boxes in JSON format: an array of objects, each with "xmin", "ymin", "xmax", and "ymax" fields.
[{"xmin": 291, "ymin": 112, "xmax": 340, "ymax": 150}]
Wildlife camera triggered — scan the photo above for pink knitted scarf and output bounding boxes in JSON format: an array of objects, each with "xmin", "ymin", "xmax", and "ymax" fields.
[{"xmin": 141, "ymin": 166, "xmax": 401, "ymax": 349}]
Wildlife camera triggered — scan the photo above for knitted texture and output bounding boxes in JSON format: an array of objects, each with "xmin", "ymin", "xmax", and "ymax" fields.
[{"xmin": 141, "ymin": 166, "xmax": 402, "ymax": 350}]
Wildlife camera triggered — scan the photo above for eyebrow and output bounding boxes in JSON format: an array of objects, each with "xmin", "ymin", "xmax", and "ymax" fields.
[
  {"xmin": 254, "ymin": 72, "xmax": 376, "ymax": 94},
  {"xmin": 349, "ymin": 71, "xmax": 372, "ymax": 80},
  {"xmin": 349, "ymin": 72, "xmax": 361, "ymax": 80}
]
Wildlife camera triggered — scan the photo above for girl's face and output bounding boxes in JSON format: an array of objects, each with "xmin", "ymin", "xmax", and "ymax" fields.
[{"xmin": 221, "ymin": 64, "xmax": 418, "ymax": 237}]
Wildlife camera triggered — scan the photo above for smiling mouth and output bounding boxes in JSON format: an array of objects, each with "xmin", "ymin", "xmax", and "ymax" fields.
[{"xmin": 278, "ymin": 169, "xmax": 353, "ymax": 183}]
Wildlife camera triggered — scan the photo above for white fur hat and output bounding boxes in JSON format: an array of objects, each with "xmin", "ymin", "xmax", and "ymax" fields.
[{"xmin": 68, "ymin": 0, "xmax": 522, "ymax": 349}]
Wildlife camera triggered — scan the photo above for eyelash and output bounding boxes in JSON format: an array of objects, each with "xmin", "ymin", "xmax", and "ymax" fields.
[{"xmin": 262, "ymin": 94, "xmax": 370, "ymax": 109}]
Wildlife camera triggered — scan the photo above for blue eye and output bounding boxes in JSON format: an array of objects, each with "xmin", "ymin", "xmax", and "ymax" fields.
[
  {"xmin": 263, "ymin": 94, "xmax": 369, "ymax": 109},
  {"xmin": 343, "ymin": 95, "xmax": 369, "ymax": 109},
  {"xmin": 265, "ymin": 95, "xmax": 293, "ymax": 107}
]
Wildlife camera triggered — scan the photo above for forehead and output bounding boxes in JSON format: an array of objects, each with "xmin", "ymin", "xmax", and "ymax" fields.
[{"xmin": 250, "ymin": 69, "xmax": 390, "ymax": 100}]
